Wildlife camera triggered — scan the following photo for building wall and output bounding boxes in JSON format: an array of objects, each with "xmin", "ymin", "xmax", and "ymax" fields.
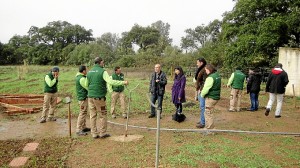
[{"xmin": 278, "ymin": 47, "xmax": 300, "ymax": 96}]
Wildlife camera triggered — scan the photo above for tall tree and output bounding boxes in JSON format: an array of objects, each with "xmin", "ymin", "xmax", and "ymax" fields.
[{"xmin": 221, "ymin": 0, "xmax": 300, "ymax": 67}]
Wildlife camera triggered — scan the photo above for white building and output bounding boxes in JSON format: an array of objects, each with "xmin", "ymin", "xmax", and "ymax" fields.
[{"xmin": 278, "ymin": 47, "xmax": 300, "ymax": 96}]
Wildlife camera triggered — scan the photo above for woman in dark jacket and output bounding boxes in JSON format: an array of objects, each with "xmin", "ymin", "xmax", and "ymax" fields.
[
  {"xmin": 172, "ymin": 66, "xmax": 186, "ymax": 117},
  {"xmin": 246, "ymin": 69, "xmax": 262, "ymax": 111}
]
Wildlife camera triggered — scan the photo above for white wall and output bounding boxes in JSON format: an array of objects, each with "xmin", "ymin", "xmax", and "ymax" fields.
[{"xmin": 278, "ymin": 47, "xmax": 300, "ymax": 96}]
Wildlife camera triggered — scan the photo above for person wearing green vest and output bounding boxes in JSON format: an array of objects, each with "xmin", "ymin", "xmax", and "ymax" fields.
[
  {"xmin": 86, "ymin": 57, "xmax": 129, "ymax": 139},
  {"xmin": 200, "ymin": 64, "xmax": 221, "ymax": 129},
  {"xmin": 40, "ymin": 66, "xmax": 59, "ymax": 123},
  {"xmin": 75, "ymin": 65, "xmax": 91, "ymax": 136},
  {"xmin": 109, "ymin": 66, "xmax": 126, "ymax": 119},
  {"xmin": 227, "ymin": 67, "xmax": 246, "ymax": 112}
]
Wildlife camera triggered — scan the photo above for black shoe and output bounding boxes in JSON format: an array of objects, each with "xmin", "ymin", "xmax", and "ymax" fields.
[
  {"xmin": 99, "ymin": 134, "xmax": 111, "ymax": 138},
  {"xmin": 275, "ymin": 115, "xmax": 281, "ymax": 118},
  {"xmin": 148, "ymin": 114, "xmax": 155, "ymax": 118},
  {"xmin": 93, "ymin": 135, "xmax": 100, "ymax": 139},
  {"xmin": 196, "ymin": 124, "xmax": 205, "ymax": 128},
  {"xmin": 46, "ymin": 118, "xmax": 57, "ymax": 122},
  {"xmin": 247, "ymin": 108, "xmax": 254, "ymax": 111},
  {"xmin": 39, "ymin": 119, "xmax": 46, "ymax": 123},
  {"xmin": 82, "ymin": 128, "xmax": 91, "ymax": 132},
  {"xmin": 265, "ymin": 108, "xmax": 270, "ymax": 116},
  {"xmin": 76, "ymin": 131, "xmax": 88, "ymax": 136}
]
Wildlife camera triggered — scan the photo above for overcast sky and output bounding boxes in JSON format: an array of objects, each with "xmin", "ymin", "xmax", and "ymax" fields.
[{"xmin": 0, "ymin": 0, "xmax": 235, "ymax": 46}]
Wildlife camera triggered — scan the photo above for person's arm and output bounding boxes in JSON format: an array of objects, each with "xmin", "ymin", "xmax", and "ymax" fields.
[
  {"xmin": 103, "ymin": 71, "xmax": 125, "ymax": 86},
  {"xmin": 79, "ymin": 77, "xmax": 88, "ymax": 90},
  {"xmin": 227, "ymin": 73, "xmax": 234, "ymax": 87},
  {"xmin": 159, "ymin": 72, "xmax": 167, "ymax": 86},
  {"xmin": 178, "ymin": 76, "xmax": 186, "ymax": 100},
  {"xmin": 201, "ymin": 77, "xmax": 213, "ymax": 98},
  {"xmin": 45, "ymin": 75, "xmax": 57, "ymax": 87},
  {"xmin": 107, "ymin": 76, "xmax": 113, "ymax": 93},
  {"xmin": 246, "ymin": 75, "xmax": 253, "ymax": 93}
]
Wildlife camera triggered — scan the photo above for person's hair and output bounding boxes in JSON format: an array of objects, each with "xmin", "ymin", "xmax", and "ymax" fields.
[
  {"xmin": 79, "ymin": 65, "xmax": 86, "ymax": 73},
  {"xmin": 52, "ymin": 66, "xmax": 59, "ymax": 72},
  {"xmin": 114, "ymin": 66, "xmax": 121, "ymax": 71},
  {"xmin": 275, "ymin": 63, "xmax": 283, "ymax": 68},
  {"xmin": 94, "ymin": 57, "xmax": 103, "ymax": 64},
  {"xmin": 195, "ymin": 57, "xmax": 207, "ymax": 80},
  {"xmin": 205, "ymin": 64, "xmax": 217, "ymax": 74},
  {"xmin": 174, "ymin": 66, "xmax": 184, "ymax": 79}
]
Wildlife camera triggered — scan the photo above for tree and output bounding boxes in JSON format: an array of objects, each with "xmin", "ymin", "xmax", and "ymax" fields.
[{"xmin": 221, "ymin": 0, "xmax": 300, "ymax": 67}]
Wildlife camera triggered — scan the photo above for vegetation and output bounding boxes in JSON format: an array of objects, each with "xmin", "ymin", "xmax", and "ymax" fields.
[{"xmin": 0, "ymin": 1, "xmax": 299, "ymax": 69}]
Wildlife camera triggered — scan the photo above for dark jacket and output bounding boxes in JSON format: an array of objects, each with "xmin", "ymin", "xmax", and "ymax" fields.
[
  {"xmin": 149, "ymin": 71, "xmax": 167, "ymax": 96},
  {"xmin": 195, "ymin": 68, "xmax": 207, "ymax": 91},
  {"xmin": 265, "ymin": 68, "xmax": 289, "ymax": 94},
  {"xmin": 172, "ymin": 74, "xmax": 186, "ymax": 104},
  {"xmin": 247, "ymin": 72, "xmax": 262, "ymax": 94}
]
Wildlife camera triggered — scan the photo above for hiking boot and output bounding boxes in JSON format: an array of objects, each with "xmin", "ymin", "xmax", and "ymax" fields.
[
  {"xmin": 112, "ymin": 114, "xmax": 116, "ymax": 119},
  {"xmin": 46, "ymin": 118, "xmax": 57, "ymax": 122},
  {"xmin": 39, "ymin": 119, "xmax": 46, "ymax": 123},
  {"xmin": 82, "ymin": 128, "xmax": 91, "ymax": 132},
  {"xmin": 275, "ymin": 115, "xmax": 281, "ymax": 118},
  {"xmin": 76, "ymin": 131, "xmax": 88, "ymax": 136},
  {"xmin": 148, "ymin": 114, "xmax": 155, "ymax": 118},
  {"xmin": 99, "ymin": 134, "xmax": 111, "ymax": 139},
  {"xmin": 265, "ymin": 108, "xmax": 270, "ymax": 116},
  {"xmin": 122, "ymin": 114, "xmax": 127, "ymax": 119},
  {"xmin": 93, "ymin": 135, "xmax": 100, "ymax": 139}
]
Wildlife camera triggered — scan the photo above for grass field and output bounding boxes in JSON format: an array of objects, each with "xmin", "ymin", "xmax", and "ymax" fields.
[{"xmin": 0, "ymin": 65, "xmax": 300, "ymax": 168}]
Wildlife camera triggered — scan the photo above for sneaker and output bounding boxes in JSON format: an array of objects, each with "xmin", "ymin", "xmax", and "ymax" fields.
[
  {"xmin": 112, "ymin": 114, "xmax": 116, "ymax": 119},
  {"xmin": 228, "ymin": 109, "xmax": 235, "ymax": 112},
  {"xmin": 76, "ymin": 131, "xmax": 88, "ymax": 136},
  {"xmin": 196, "ymin": 124, "xmax": 205, "ymax": 128},
  {"xmin": 46, "ymin": 118, "xmax": 57, "ymax": 122},
  {"xmin": 99, "ymin": 134, "xmax": 111, "ymax": 139},
  {"xmin": 148, "ymin": 114, "xmax": 155, "ymax": 118},
  {"xmin": 39, "ymin": 119, "xmax": 46, "ymax": 123},
  {"xmin": 82, "ymin": 128, "xmax": 91, "ymax": 132},
  {"xmin": 265, "ymin": 108, "xmax": 270, "ymax": 116},
  {"xmin": 275, "ymin": 115, "xmax": 281, "ymax": 118}
]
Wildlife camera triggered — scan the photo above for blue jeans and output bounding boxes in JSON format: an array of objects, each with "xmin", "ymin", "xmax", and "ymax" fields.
[
  {"xmin": 150, "ymin": 94, "xmax": 163, "ymax": 115},
  {"xmin": 250, "ymin": 92, "xmax": 259, "ymax": 110},
  {"xmin": 198, "ymin": 95, "xmax": 205, "ymax": 125}
]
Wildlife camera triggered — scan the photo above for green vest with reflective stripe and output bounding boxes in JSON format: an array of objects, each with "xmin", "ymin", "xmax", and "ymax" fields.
[
  {"xmin": 112, "ymin": 73, "xmax": 124, "ymax": 92},
  {"xmin": 87, "ymin": 64, "xmax": 107, "ymax": 98},
  {"xmin": 207, "ymin": 72, "xmax": 221, "ymax": 100},
  {"xmin": 232, "ymin": 70, "xmax": 246, "ymax": 90},
  {"xmin": 76, "ymin": 74, "xmax": 88, "ymax": 101},
  {"xmin": 44, "ymin": 72, "xmax": 58, "ymax": 93}
]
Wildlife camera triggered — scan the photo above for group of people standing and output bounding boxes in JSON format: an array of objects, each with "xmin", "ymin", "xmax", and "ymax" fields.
[{"xmin": 39, "ymin": 56, "xmax": 289, "ymax": 138}]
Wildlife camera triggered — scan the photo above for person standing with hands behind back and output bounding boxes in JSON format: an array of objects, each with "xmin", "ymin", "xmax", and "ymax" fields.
[
  {"xmin": 148, "ymin": 64, "xmax": 167, "ymax": 118},
  {"xmin": 40, "ymin": 66, "xmax": 59, "ymax": 123}
]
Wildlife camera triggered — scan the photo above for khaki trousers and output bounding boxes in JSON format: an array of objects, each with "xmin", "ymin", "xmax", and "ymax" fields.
[
  {"xmin": 76, "ymin": 99, "xmax": 88, "ymax": 132},
  {"xmin": 41, "ymin": 93, "xmax": 57, "ymax": 120},
  {"xmin": 110, "ymin": 91, "xmax": 126, "ymax": 116},
  {"xmin": 229, "ymin": 88, "xmax": 242, "ymax": 111},
  {"xmin": 205, "ymin": 98, "xmax": 218, "ymax": 129},
  {"xmin": 88, "ymin": 98, "xmax": 107, "ymax": 137}
]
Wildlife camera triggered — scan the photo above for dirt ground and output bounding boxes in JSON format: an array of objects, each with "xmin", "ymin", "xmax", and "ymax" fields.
[{"xmin": 0, "ymin": 85, "xmax": 300, "ymax": 167}]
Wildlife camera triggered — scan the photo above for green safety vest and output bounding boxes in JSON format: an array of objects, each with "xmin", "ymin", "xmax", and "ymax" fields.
[
  {"xmin": 207, "ymin": 72, "xmax": 221, "ymax": 100},
  {"xmin": 87, "ymin": 64, "xmax": 107, "ymax": 98},
  {"xmin": 75, "ymin": 74, "xmax": 88, "ymax": 101},
  {"xmin": 44, "ymin": 72, "xmax": 58, "ymax": 93},
  {"xmin": 232, "ymin": 70, "xmax": 246, "ymax": 90},
  {"xmin": 112, "ymin": 73, "xmax": 124, "ymax": 92}
]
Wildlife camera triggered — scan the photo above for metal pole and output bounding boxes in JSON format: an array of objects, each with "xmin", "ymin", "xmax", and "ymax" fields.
[
  {"xmin": 124, "ymin": 84, "xmax": 140, "ymax": 137},
  {"xmin": 68, "ymin": 103, "xmax": 71, "ymax": 137},
  {"xmin": 155, "ymin": 108, "xmax": 161, "ymax": 168}
]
